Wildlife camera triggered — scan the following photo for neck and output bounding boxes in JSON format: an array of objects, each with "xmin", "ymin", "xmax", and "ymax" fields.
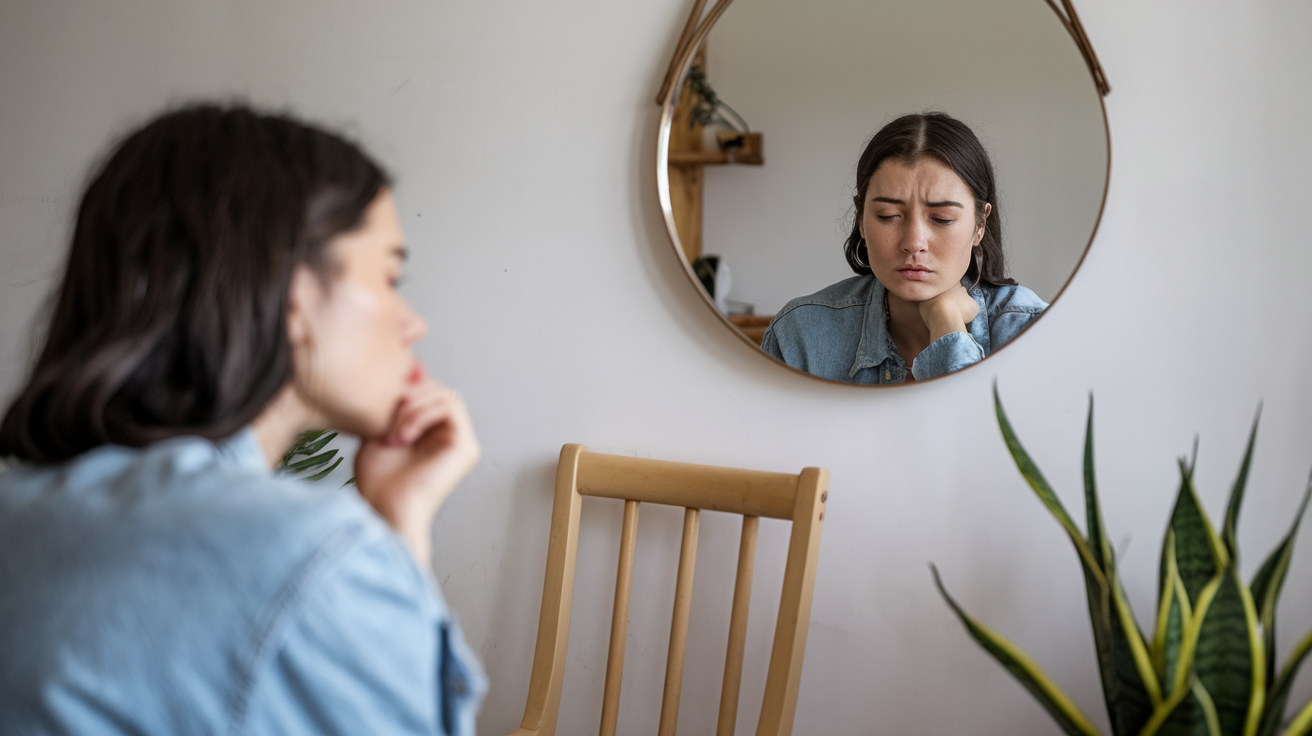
[
  {"xmin": 885, "ymin": 291, "xmax": 931, "ymax": 353},
  {"xmin": 250, "ymin": 385, "xmax": 319, "ymax": 470}
]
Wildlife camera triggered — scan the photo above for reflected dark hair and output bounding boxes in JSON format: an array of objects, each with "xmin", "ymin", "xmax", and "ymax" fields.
[
  {"xmin": 844, "ymin": 112, "xmax": 1014, "ymax": 288},
  {"xmin": 0, "ymin": 103, "xmax": 390, "ymax": 463}
]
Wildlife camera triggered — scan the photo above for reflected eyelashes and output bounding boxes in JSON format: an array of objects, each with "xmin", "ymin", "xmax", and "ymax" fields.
[{"xmin": 874, "ymin": 215, "xmax": 957, "ymax": 225}]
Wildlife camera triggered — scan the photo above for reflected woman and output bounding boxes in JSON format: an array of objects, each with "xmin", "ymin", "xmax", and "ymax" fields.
[{"xmin": 762, "ymin": 112, "xmax": 1047, "ymax": 384}]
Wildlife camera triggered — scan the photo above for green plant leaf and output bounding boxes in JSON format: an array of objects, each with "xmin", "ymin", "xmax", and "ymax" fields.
[
  {"xmin": 1154, "ymin": 531, "xmax": 1192, "ymax": 691},
  {"xmin": 284, "ymin": 448, "xmax": 338, "ymax": 474},
  {"xmin": 1251, "ymin": 476, "xmax": 1312, "ymax": 688},
  {"xmin": 1111, "ymin": 565, "xmax": 1164, "ymax": 706},
  {"xmin": 1174, "ymin": 574, "xmax": 1224, "ymax": 695},
  {"xmin": 996, "ymin": 387, "xmax": 1151, "ymax": 735},
  {"xmin": 1222, "ymin": 407, "xmax": 1261, "ymax": 563},
  {"xmin": 1191, "ymin": 565, "xmax": 1264, "ymax": 736},
  {"xmin": 1169, "ymin": 464, "xmax": 1229, "ymax": 605},
  {"xmin": 1076, "ymin": 396, "xmax": 1130, "ymax": 734},
  {"xmin": 933, "ymin": 565, "xmax": 1105, "ymax": 736},
  {"xmin": 1139, "ymin": 678, "xmax": 1222, "ymax": 736},
  {"xmin": 994, "ymin": 386, "xmax": 1107, "ymax": 588},
  {"xmin": 1086, "ymin": 395, "xmax": 1113, "ymax": 571},
  {"xmin": 1085, "ymin": 568, "xmax": 1156, "ymax": 736},
  {"xmin": 298, "ymin": 430, "xmax": 336, "ymax": 457},
  {"xmin": 1258, "ymin": 625, "xmax": 1312, "ymax": 736},
  {"xmin": 280, "ymin": 429, "xmax": 335, "ymax": 466},
  {"xmin": 305, "ymin": 456, "xmax": 343, "ymax": 482},
  {"xmin": 1281, "ymin": 697, "xmax": 1312, "ymax": 736}
]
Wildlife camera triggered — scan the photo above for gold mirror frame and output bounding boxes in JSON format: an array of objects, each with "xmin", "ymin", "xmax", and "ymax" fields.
[{"xmin": 655, "ymin": 0, "xmax": 1113, "ymax": 385}]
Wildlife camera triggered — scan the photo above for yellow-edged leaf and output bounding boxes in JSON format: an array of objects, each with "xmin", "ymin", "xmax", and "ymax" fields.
[
  {"xmin": 1173, "ymin": 573, "xmax": 1224, "ymax": 695},
  {"xmin": 1261, "ymin": 626, "xmax": 1312, "ymax": 736},
  {"xmin": 1153, "ymin": 531, "xmax": 1191, "ymax": 692},
  {"xmin": 1138, "ymin": 677, "xmax": 1222, "ymax": 736},
  {"xmin": 994, "ymin": 386, "xmax": 1108, "ymax": 589},
  {"xmin": 934, "ymin": 565, "xmax": 1105, "ymax": 736},
  {"xmin": 1283, "ymin": 699, "xmax": 1312, "ymax": 736},
  {"xmin": 1111, "ymin": 565, "xmax": 1163, "ymax": 706},
  {"xmin": 1236, "ymin": 565, "xmax": 1266, "ymax": 736}
]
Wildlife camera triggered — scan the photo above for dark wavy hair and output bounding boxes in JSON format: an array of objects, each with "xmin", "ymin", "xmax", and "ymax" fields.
[
  {"xmin": 843, "ymin": 112, "xmax": 1014, "ymax": 288},
  {"xmin": 0, "ymin": 103, "xmax": 390, "ymax": 463}
]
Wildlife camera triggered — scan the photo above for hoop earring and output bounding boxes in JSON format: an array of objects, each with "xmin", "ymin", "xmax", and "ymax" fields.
[
  {"xmin": 856, "ymin": 237, "xmax": 869, "ymax": 268},
  {"xmin": 970, "ymin": 245, "xmax": 984, "ymax": 290}
]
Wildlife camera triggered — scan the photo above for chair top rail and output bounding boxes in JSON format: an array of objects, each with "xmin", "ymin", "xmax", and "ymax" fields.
[{"xmin": 574, "ymin": 449, "xmax": 804, "ymax": 520}]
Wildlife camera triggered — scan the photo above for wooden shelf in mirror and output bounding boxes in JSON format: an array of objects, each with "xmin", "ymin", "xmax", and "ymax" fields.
[
  {"xmin": 669, "ymin": 143, "xmax": 763, "ymax": 167},
  {"xmin": 728, "ymin": 314, "xmax": 772, "ymax": 346},
  {"xmin": 666, "ymin": 47, "xmax": 763, "ymax": 263}
]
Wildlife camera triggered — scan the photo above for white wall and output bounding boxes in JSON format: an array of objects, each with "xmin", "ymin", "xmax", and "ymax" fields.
[
  {"xmin": 2, "ymin": 2, "xmax": 1311, "ymax": 734},
  {"xmin": 700, "ymin": 0, "xmax": 1107, "ymax": 312}
]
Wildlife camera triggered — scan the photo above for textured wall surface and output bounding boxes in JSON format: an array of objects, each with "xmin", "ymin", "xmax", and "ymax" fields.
[{"xmin": 1, "ymin": 2, "xmax": 1310, "ymax": 734}]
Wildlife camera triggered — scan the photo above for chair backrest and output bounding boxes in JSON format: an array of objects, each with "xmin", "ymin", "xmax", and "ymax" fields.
[{"xmin": 508, "ymin": 444, "xmax": 829, "ymax": 736}]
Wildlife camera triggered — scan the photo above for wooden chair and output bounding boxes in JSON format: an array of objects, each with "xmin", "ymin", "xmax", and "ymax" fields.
[{"xmin": 508, "ymin": 444, "xmax": 829, "ymax": 736}]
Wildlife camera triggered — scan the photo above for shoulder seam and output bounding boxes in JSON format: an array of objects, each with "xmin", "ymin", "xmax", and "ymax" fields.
[
  {"xmin": 774, "ymin": 299, "xmax": 866, "ymax": 323},
  {"xmin": 226, "ymin": 518, "xmax": 374, "ymax": 735}
]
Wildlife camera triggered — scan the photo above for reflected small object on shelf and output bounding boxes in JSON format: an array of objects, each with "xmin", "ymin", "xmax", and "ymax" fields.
[
  {"xmin": 692, "ymin": 254, "xmax": 733, "ymax": 314},
  {"xmin": 723, "ymin": 300, "xmax": 754, "ymax": 317},
  {"xmin": 717, "ymin": 131, "xmax": 763, "ymax": 165}
]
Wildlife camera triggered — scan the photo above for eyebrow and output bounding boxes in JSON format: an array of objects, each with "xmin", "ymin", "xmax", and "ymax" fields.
[{"xmin": 870, "ymin": 196, "xmax": 964, "ymax": 208}]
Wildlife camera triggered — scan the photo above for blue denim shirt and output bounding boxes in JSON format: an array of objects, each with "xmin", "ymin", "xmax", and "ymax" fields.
[
  {"xmin": 762, "ymin": 275, "xmax": 1047, "ymax": 384},
  {"xmin": 0, "ymin": 429, "xmax": 485, "ymax": 736}
]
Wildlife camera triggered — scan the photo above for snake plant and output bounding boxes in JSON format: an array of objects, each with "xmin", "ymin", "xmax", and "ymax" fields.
[{"xmin": 934, "ymin": 389, "xmax": 1312, "ymax": 736}]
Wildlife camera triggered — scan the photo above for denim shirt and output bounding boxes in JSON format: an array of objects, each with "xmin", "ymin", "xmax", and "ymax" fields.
[
  {"xmin": 0, "ymin": 429, "xmax": 486, "ymax": 736},
  {"xmin": 761, "ymin": 275, "xmax": 1047, "ymax": 384}
]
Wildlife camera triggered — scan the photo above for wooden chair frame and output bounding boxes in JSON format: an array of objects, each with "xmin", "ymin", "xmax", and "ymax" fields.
[{"xmin": 508, "ymin": 444, "xmax": 829, "ymax": 736}]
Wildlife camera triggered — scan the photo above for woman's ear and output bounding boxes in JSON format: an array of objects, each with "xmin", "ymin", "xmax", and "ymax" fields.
[
  {"xmin": 285, "ymin": 265, "xmax": 320, "ymax": 347},
  {"xmin": 974, "ymin": 202, "xmax": 992, "ymax": 245}
]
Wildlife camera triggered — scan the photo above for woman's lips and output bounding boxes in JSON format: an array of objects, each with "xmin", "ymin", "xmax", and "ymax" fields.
[{"xmin": 897, "ymin": 265, "xmax": 932, "ymax": 281}]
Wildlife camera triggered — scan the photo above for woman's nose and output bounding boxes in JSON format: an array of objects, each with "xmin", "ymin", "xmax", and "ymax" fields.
[
  {"xmin": 400, "ymin": 302, "xmax": 427, "ymax": 345},
  {"xmin": 900, "ymin": 218, "xmax": 929, "ymax": 253}
]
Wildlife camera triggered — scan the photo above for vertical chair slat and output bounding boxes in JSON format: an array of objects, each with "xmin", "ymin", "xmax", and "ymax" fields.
[
  {"xmin": 599, "ymin": 500, "xmax": 641, "ymax": 736},
  {"xmin": 755, "ymin": 468, "xmax": 828, "ymax": 736},
  {"xmin": 657, "ymin": 507, "xmax": 701, "ymax": 736},
  {"xmin": 716, "ymin": 514, "xmax": 759, "ymax": 736}
]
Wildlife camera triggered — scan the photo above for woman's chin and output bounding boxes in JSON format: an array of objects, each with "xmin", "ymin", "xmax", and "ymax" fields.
[
  {"xmin": 320, "ymin": 403, "xmax": 396, "ymax": 442},
  {"xmin": 885, "ymin": 281, "xmax": 949, "ymax": 304}
]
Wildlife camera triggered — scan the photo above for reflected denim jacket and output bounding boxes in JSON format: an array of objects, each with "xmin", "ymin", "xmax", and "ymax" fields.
[
  {"xmin": 0, "ymin": 429, "xmax": 486, "ymax": 736},
  {"xmin": 761, "ymin": 275, "xmax": 1047, "ymax": 384}
]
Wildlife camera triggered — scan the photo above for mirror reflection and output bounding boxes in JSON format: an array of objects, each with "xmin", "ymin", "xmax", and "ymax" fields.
[{"xmin": 661, "ymin": 0, "xmax": 1108, "ymax": 385}]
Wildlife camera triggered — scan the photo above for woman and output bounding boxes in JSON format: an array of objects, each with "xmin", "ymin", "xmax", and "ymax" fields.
[
  {"xmin": 762, "ymin": 112, "xmax": 1047, "ymax": 384},
  {"xmin": 0, "ymin": 104, "xmax": 484, "ymax": 734}
]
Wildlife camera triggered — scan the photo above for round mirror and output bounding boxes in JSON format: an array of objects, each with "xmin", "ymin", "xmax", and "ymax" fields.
[{"xmin": 657, "ymin": 0, "xmax": 1109, "ymax": 385}]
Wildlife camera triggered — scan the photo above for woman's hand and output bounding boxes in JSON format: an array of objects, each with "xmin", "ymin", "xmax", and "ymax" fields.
[
  {"xmin": 918, "ymin": 283, "xmax": 980, "ymax": 344},
  {"xmin": 354, "ymin": 372, "xmax": 481, "ymax": 566}
]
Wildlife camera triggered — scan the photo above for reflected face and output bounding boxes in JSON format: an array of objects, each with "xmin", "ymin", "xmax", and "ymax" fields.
[
  {"xmin": 288, "ymin": 190, "xmax": 427, "ymax": 437},
  {"xmin": 859, "ymin": 157, "xmax": 988, "ymax": 303}
]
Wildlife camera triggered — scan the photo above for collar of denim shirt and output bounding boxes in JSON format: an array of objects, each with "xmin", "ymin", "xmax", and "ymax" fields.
[
  {"xmin": 218, "ymin": 426, "xmax": 271, "ymax": 473},
  {"xmin": 846, "ymin": 276, "xmax": 989, "ymax": 381}
]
